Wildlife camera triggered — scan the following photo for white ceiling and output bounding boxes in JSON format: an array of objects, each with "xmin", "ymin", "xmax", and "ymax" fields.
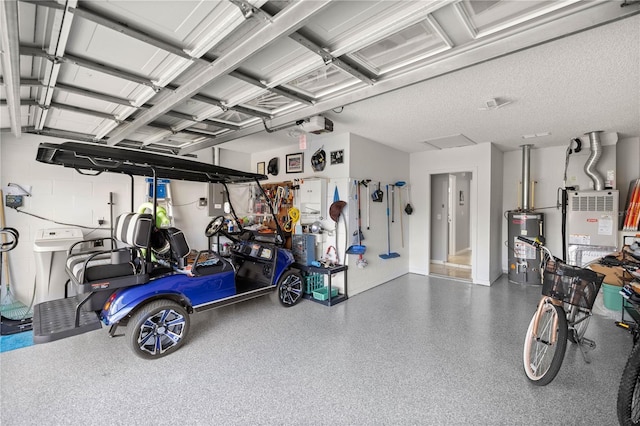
[{"xmin": 1, "ymin": 0, "xmax": 639, "ymax": 156}]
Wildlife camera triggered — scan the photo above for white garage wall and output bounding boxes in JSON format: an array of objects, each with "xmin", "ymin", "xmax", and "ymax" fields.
[
  {"xmin": 349, "ymin": 134, "xmax": 410, "ymax": 295},
  {"xmin": 249, "ymin": 132, "xmax": 410, "ymax": 296}
]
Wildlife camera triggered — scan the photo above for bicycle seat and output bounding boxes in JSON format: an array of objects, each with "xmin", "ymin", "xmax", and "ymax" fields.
[{"xmin": 600, "ymin": 255, "xmax": 624, "ymax": 267}]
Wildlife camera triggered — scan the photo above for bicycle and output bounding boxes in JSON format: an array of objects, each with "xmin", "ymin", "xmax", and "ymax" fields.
[
  {"xmin": 519, "ymin": 236, "xmax": 605, "ymax": 386},
  {"xmin": 600, "ymin": 250, "xmax": 640, "ymax": 426}
]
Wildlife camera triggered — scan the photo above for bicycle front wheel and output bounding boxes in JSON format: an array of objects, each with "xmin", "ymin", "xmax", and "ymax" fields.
[
  {"xmin": 618, "ymin": 342, "xmax": 640, "ymax": 425},
  {"xmin": 523, "ymin": 302, "xmax": 568, "ymax": 386}
]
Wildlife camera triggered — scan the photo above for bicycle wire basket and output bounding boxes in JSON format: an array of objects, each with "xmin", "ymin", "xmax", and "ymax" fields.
[{"xmin": 542, "ymin": 257, "xmax": 605, "ymax": 309}]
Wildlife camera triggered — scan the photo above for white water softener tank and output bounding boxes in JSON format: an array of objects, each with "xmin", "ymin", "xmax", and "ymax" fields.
[
  {"xmin": 33, "ymin": 228, "xmax": 84, "ymax": 304},
  {"xmin": 507, "ymin": 212, "xmax": 544, "ymax": 285}
]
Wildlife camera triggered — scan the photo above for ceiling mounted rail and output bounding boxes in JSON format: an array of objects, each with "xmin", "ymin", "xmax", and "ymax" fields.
[
  {"xmin": 0, "ymin": 0, "xmax": 22, "ymax": 136},
  {"xmin": 34, "ymin": 0, "xmax": 77, "ymax": 131}
]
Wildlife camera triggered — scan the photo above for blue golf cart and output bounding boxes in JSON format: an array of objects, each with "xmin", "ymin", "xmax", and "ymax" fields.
[{"xmin": 32, "ymin": 142, "xmax": 304, "ymax": 359}]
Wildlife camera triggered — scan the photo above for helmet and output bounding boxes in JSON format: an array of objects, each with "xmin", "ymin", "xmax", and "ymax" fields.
[
  {"xmin": 329, "ymin": 200, "xmax": 346, "ymax": 222},
  {"xmin": 311, "ymin": 147, "xmax": 326, "ymax": 172},
  {"xmin": 267, "ymin": 157, "xmax": 279, "ymax": 175},
  {"xmin": 150, "ymin": 229, "xmax": 170, "ymax": 256}
]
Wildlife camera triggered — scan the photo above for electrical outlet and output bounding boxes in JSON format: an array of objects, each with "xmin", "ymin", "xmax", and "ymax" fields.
[
  {"xmin": 199, "ymin": 197, "xmax": 207, "ymax": 207},
  {"xmin": 94, "ymin": 240, "xmax": 103, "ymax": 247}
]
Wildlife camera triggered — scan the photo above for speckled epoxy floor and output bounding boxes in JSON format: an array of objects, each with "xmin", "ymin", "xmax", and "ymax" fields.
[{"xmin": 0, "ymin": 274, "xmax": 632, "ymax": 425}]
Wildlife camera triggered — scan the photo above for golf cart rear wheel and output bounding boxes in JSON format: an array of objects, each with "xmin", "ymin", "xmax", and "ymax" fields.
[
  {"xmin": 277, "ymin": 270, "xmax": 304, "ymax": 307},
  {"xmin": 127, "ymin": 300, "xmax": 190, "ymax": 359}
]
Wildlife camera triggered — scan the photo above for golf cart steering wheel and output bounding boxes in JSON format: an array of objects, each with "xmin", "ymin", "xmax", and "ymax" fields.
[{"xmin": 204, "ymin": 216, "xmax": 225, "ymax": 238}]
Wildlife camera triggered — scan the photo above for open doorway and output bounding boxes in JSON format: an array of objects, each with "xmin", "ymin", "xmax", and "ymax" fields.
[{"xmin": 430, "ymin": 172, "xmax": 472, "ymax": 280}]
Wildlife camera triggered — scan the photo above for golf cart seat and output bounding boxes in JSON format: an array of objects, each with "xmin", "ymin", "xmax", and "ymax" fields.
[
  {"xmin": 65, "ymin": 213, "xmax": 153, "ymax": 304},
  {"xmin": 163, "ymin": 227, "xmax": 231, "ymax": 276}
]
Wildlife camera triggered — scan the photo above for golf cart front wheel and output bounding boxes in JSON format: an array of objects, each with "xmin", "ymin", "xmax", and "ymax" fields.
[
  {"xmin": 277, "ymin": 270, "xmax": 304, "ymax": 307},
  {"xmin": 127, "ymin": 300, "xmax": 190, "ymax": 359}
]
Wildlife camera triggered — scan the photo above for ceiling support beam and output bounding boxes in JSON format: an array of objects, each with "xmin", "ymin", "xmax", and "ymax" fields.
[
  {"xmin": 34, "ymin": 0, "xmax": 77, "ymax": 130},
  {"xmin": 23, "ymin": 46, "xmax": 159, "ymax": 90},
  {"xmin": 6, "ymin": 76, "xmax": 242, "ymax": 131},
  {"xmin": 68, "ymin": 5, "xmax": 193, "ymax": 60},
  {"xmin": 1, "ymin": 99, "xmax": 38, "ymax": 107},
  {"xmin": 49, "ymin": 102, "xmax": 120, "ymax": 122},
  {"xmin": 105, "ymin": 0, "xmax": 332, "ymax": 146},
  {"xmin": 4, "ymin": 76, "xmax": 132, "ymax": 106},
  {"xmin": 0, "ymin": 0, "xmax": 23, "ymax": 137},
  {"xmin": 24, "ymin": 127, "xmax": 100, "ymax": 142},
  {"xmin": 288, "ymin": 32, "xmax": 376, "ymax": 85},
  {"xmin": 229, "ymin": 70, "xmax": 314, "ymax": 105},
  {"xmin": 18, "ymin": 0, "xmax": 64, "ymax": 11},
  {"xmin": 3, "ymin": 77, "xmax": 39, "ymax": 87},
  {"xmin": 191, "ymin": 93, "xmax": 272, "ymax": 119},
  {"xmin": 199, "ymin": 119, "xmax": 240, "ymax": 131},
  {"xmin": 54, "ymin": 82, "xmax": 134, "ymax": 106},
  {"xmin": 22, "ymin": 1, "xmax": 192, "ymax": 61}
]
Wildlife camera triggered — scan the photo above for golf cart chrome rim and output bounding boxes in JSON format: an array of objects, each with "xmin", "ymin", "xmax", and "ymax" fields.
[{"xmin": 137, "ymin": 308, "xmax": 187, "ymax": 356}]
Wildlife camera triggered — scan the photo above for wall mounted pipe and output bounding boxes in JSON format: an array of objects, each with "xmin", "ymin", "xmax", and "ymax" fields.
[
  {"xmin": 521, "ymin": 144, "xmax": 533, "ymax": 211},
  {"xmin": 584, "ymin": 131, "xmax": 605, "ymax": 190}
]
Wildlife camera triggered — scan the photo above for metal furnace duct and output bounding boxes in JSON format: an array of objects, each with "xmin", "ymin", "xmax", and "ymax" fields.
[{"xmin": 584, "ymin": 131, "xmax": 605, "ymax": 191}]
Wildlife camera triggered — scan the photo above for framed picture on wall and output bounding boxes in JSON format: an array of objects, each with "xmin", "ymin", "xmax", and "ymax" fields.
[
  {"xmin": 286, "ymin": 153, "xmax": 304, "ymax": 173},
  {"xmin": 257, "ymin": 162, "xmax": 265, "ymax": 175},
  {"xmin": 330, "ymin": 150, "xmax": 344, "ymax": 165}
]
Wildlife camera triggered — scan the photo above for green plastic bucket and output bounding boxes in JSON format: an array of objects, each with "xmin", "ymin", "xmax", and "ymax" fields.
[{"xmin": 602, "ymin": 283, "xmax": 623, "ymax": 311}]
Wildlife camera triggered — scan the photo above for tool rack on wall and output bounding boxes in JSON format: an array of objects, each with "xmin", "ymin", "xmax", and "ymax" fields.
[{"xmin": 254, "ymin": 181, "xmax": 297, "ymax": 248}]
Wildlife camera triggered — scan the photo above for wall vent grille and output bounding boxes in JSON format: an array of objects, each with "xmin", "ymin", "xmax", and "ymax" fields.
[{"xmin": 570, "ymin": 195, "xmax": 615, "ymax": 212}]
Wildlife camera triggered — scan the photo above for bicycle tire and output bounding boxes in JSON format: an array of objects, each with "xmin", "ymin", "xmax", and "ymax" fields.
[
  {"xmin": 618, "ymin": 342, "xmax": 640, "ymax": 425},
  {"xmin": 523, "ymin": 302, "xmax": 568, "ymax": 386}
]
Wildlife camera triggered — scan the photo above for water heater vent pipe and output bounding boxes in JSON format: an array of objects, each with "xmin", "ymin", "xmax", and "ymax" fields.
[{"xmin": 521, "ymin": 144, "xmax": 533, "ymax": 211}]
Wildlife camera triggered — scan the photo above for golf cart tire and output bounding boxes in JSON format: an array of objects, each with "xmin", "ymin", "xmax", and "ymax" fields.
[
  {"xmin": 127, "ymin": 299, "xmax": 190, "ymax": 359},
  {"xmin": 277, "ymin": 270, "xmax": 304, "ymax": 307}
]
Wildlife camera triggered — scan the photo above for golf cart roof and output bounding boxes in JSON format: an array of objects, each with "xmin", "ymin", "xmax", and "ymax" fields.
[{"xmin": 36, "ymin": 142, "xmax": 266, "ymax": 184}]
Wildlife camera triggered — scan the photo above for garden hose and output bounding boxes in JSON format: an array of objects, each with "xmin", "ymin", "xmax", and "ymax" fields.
[{"xmin": 284, "ymin": 207, "xmax": 300, "ymax": 233}]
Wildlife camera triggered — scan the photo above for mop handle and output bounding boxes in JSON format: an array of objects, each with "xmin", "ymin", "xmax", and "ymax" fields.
[{"xmin": 386, "ymin": 185, "xmax": 391, "ymax": 253}]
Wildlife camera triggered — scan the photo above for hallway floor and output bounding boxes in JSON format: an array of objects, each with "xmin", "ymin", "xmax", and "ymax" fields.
[
  {"xmin": 0, "ymin": 274, "xmax": 630, "ymax": 425},
  {"xmin": 430, "ymin": 249, "xmax": 472, "ymax": 280}
]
